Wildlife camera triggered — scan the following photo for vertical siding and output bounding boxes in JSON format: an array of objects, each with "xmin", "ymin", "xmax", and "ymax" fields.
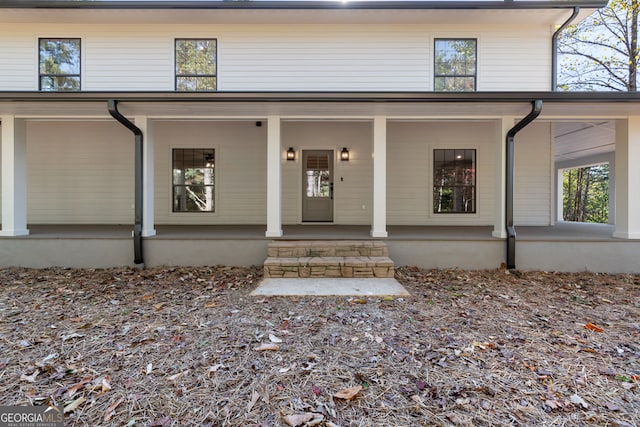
[
  {"xmin": 387, "ymin": 120, "xmax": 499, "ymax": 226},
  {"xmin": 0, "ymin": 22, "xmax": 551, "ymax": 91},
  {"xmin": 514, "ymin": 121, "xmax": 553, "ymax": 225},
  {"xmin": 153, "ymin": 121, "xmax": 267, "ymax": 224},
  {"xmin": 282, "ymin": 121, "xmax": 373, "ymax": 225},
  {"xmin": 26, "ymin": 121, "xmax": 134, "ymax": 224}
]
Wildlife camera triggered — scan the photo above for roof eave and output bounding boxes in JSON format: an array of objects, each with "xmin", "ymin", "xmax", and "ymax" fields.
[
  {"xmin": 0, "ymin": 1, "xmax": 608, "ymax": 10},
  {"xmin": 1, "ymin": 91, "xmax": 639, "ymax": 103}
]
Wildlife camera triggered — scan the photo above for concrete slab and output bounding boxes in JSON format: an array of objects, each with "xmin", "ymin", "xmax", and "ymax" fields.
[{"xmin": 250, "ymin": 278, "xmax": 410, "ymax": 296}]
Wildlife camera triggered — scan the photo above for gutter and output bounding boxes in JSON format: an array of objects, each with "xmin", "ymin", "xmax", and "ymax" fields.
[
  {"xmin": 552, "ymin": 6, "xmax": 580, "ymax": 90},
  {"xmin": 3, "ymin": 90, "xmax": 640, "ymax": 103},
  {"xmin": 505, "ymin": 100, "xmax": 542, "ymax": 270},
  {"xmin": 0, "ymin": 1, "xmax": 608, "ymax": 10},
  {"xmin": 107, "ymin": 100, "xmax": 144, "ymax": 267}
]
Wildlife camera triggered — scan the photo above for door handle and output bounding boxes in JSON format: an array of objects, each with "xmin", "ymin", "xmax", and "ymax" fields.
[{"xmin": 330, "ymin": 182, "xmax": 334, "ymax": 200}]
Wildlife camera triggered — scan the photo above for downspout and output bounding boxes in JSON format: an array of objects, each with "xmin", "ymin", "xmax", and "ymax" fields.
[
  {"xmin": 506, "ymin": 100, "xmax": 543, "ymax": 270},
  {"xmin": 552, "ymin": 6, "xmax": 580, "ymax": 90},
  {"xmin": 107, "ymin": 100, "xmax": 144, "ymax": 266}
]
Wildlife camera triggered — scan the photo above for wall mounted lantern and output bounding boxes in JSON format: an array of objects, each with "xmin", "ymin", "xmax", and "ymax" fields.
[
  {"xmin": 340, "ymin": 147, "xmax": 350, "ymax": 161},
  {"xmin": 286, "ymin": 147, "xmax": 296, "ymax": 161}
]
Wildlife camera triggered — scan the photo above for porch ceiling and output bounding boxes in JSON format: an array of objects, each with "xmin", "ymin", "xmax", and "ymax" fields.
[
  {"xmin": 554, "ymin": 120, "xmax": 615, "ymax": 162},
  {"xmin": 2, "ymin": 96, "xmax": 640, "ymax": 120}
]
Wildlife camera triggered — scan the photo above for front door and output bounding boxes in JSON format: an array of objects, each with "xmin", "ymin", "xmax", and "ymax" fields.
[{"xmin": 302, "ymin": 150, "xmax": 334, "ymax": 222}]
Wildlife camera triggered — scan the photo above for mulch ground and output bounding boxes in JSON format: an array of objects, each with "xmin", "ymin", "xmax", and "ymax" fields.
[{"xmin": 0, "ymin": 266, "xmax": 638, "ymax": 427}]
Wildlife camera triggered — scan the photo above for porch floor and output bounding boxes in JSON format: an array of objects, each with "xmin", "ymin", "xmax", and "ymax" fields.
[{"xmin": 18, "ymin": 222, "xmax": 617, "ymax": 241}]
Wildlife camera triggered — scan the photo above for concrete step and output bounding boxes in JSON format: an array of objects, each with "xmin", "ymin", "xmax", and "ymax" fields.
[
  {"xmin": 267, "ymin": 240, "xmax": 389, "ymax": 258},
  {"xmin": 263, "ymin": 256, "xmax": 395, "ymax": 278}
]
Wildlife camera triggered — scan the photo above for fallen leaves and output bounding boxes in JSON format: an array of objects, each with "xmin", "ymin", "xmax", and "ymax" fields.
[
  {"xmin": 333, "ymin": 385, "xmax": 363, "ymax": 400},
  {"xmin": 103, "ymin": 397, "xmax": 124, "ymax": 422},
  {"xmin": 281, "ymin": 412, "xmax": 324, "ymax": 427},
  {"xmin": 63, "ymin": 397, "xmax": 86, "ymax": 413},
  {"xmin": 167, "ymin": 370, "xmax": 190, "ymax": 381},
  {"xmin": 569, "ymin": 394, "xmax": 589, "ymax": 409},
  {"xmin": 584, "ymin": 322, "xmax": 604, "ymax": 332},
  {"xmin": 2, "ymin": 266, "xmax": 639, "ymax": 426},
  {"xmin": 269, "ymin": 333, "xmax": 283, "ymax": 343},
  {"xmin": 68, "ymin": 376, "xmax": 93, "ymax": 398},
  {"xmin": 254, "ymin": 343, "xmax": 279, "ymax": 351},
  {"xmin": 20, "ymin": 370, "xmax": 40, "ymax": 383}
]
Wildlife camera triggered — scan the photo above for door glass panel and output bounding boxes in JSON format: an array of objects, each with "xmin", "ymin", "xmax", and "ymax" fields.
[{"xmin": 306, "ymin": 154, "xmax": 330, "ymax": 198}]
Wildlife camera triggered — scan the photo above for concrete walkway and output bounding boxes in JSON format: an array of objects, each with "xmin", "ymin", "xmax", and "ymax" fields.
[{"xmin": 250, "ymin": 278, "xmax": 410, "ymax": 296}]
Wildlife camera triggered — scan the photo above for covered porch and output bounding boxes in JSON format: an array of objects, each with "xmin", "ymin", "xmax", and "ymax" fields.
[
  {"xmin": 2, "ymin": 92, "xmax": 640, "ymax": 272},
  {"xmin": 2, "ymin": 222, "xmax": 638, "ymax": 273}
]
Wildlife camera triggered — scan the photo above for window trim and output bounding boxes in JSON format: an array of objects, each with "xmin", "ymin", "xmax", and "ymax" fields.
[
  {"xmin": 174, "ymin": 38, "xmax": 218, "ymax": 92},
  {"xmin": 431, "ymin": 147, "xmax": 477, "ymax": 215},
  {"xmin": 38, "ymin": 37, "xmax": 82, "ymax": 92},
  {"xmin": 171, "ymin": 147, "xmax": 217, "ymax": 213},
  {"xmin": 433, "ymin": 37, "xmax": 477, "ymax": 92}
]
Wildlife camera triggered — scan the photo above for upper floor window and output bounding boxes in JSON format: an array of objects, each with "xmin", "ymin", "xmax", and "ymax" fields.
[
  {"xmin": 175, "ymin": 39, "xmax": 217, "ymax": 91},
  {"xmin": 39, "ymin": 38, "xmax": 81, "ymax": 91},
  {"xmin": 433, "ymin": 149, "xmax": 476, "ymax": 213},
  {"xmin": 434, "ymin": 39, "xmax": 476, "ymax": 92}
]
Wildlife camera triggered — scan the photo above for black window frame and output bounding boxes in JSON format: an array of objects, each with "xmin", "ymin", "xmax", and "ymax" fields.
[
  {"xmin": 172, "ymin": 148, "xmax": 216, "ymax": 213},
  {"xmin": 38, "ymin": 38, "xmax": 81, "ymax": 92},
  {"xmin": 434, "ymin": 38, "xmax": 477, "ymax": 92},
  {"xmin": 174, "ymin": 38, "xmax": 218, "ymax": 92},
  {"xmin": 433, "ymin": 148, "xmax": 477, "ymax": 214}
]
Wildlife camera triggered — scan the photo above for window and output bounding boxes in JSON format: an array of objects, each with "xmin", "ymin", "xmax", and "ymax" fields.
[
  {"xmin": 172, "ymin": 149, "xmax": 215, "ymax": 212},
  {"xmin": 39, "ymin": 38, "xmax": 81, "ymax": 91},
  {"xmin": 433, "ymin": 149, "xmax": 476, "ymax": 213},
  {"xmin": 175, "ymin": 39, "xmax": 217, "ymax": 91},
  {"xmin": 434, "ymin": 39, "xmax": 476, "ymax": 91}
]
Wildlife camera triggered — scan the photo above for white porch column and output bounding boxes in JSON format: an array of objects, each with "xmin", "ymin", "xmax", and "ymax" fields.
[
  {"xmin": 371, "ymin": 116, "xmax": 388, "ymax": 238},
  {"xmin": 613, "ymin": 117, "xmax": 640, "ymax": 239},
  {"xmin": 492, "ymin": 116, "xmax": 513, "ymax": 238},
  {"xmin": 1, "ymin": 116, "xmax": 29, "ymax": 236},
  {"xmin": 135, "ymin": 116, "xmax": 156, "ymax": 237},
  {"xmin": 266, "ymin": 115, "xmax": 283, "ymax": 237}
]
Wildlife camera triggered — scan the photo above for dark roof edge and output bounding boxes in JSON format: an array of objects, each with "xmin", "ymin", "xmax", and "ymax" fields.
[
  {"xmin": 0, "ymin": 91, "xmax": 638, "ymax": 103},
  {"xmin": 0, "ymin": 1, "xmax": 608, "ymax": 10}
]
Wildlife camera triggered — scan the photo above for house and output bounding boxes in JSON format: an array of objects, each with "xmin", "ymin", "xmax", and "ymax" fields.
[{"xmin": 1, "ymin": 0, "xmax": 639, "ymax": 273}]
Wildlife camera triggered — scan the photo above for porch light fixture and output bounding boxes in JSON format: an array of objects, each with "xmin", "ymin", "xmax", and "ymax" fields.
[
  {"xmin": 286, "ymin": 147, "xmax": 296, "ymax": 161},
  {"xmin": 340, "ymin": 147, "xmax": 350, "ymax": 161}
]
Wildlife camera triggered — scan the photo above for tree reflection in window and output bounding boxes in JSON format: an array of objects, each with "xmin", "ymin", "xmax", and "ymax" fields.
[
  {"xmin": 306, "ymin": 154, "xmax": 330, "ymax": 198},
  {"xmin": 433, "ymin": 149, "xmax": 476, "ymax": 213},
  {"xmin": 175, "ymin": 39, "xmax": 217, "ymax": 91},
  {"xmin": 434, "ymin": 39, "xmax": 476, "ymax": 92},
  {"xmin": 172, "ymin": 148, "xmax": 215, "ymax": 212},
  {"xmin": 39, "ymin": 38, "xmax": 81, "ymax": 91}
]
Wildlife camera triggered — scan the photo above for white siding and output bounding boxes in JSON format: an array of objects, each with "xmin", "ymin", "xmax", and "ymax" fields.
[
  {"xmin": 480, "ymin": 26, "xmax": 552, "ymax": 91},
  {"xmin": 154, "ymin": 121, "xmax": 267, "ymax": 224},
  {"xmin": 282, "ymin": 121, "xmax": 373, "ymax": 225},
  {"xmin": 514, "ymin": 122, "xmax": 553, "ymax": 225},
  {"xmin": 220, "ymin": 26, "xmax": 428, "ymax": 91},
  {"xmin": 26, "ymin": 121, "xmax": 134, "ymax": 224},
  {"xmin": 0, "ymin": 23, "xmax": 552, "ymax": 91},
  {"xmin": 84, "ymin": 32, "xmax": 173, "ymax": 90},
  {"xmin": 0, "ymin": 27, "xmax": 37, "ymax": 90},
  {"xmin": 387, "ymin": 120, "xmax": 499, "ymax": 226}
]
